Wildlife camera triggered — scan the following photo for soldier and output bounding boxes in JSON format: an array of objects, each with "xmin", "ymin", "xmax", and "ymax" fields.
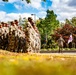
[
  {"xmin": 14, "ymin": 20, "xmax": 18, "ymax": 26},
  {"xmin": 21, "ymin": 30, "xmax": 26, "ymax": 53},
  {"xmin": 5, "ymin": 23, "xmax": 9, "ymax": 34},
  {"xmin": 17, "ymin": 26, "xmax": 26, "ymax": 53},
  {"xmin": 27, "ymin": 17, "xmax": 39, "ymax": 33},
  {"xmin": 25, "ymin": 17, "xmax": 41, "ymax": 53},
  {"xmin": 8, "ymin": 21, "xmax": 15, "ymax": 52},
  {"xmin": 3, "ymin": 23, "xmax": 9, "ymax": 50},
  {"xmin": 0, "ymin": 24, "xmax": 2, "ymax": 49},
  {"xmin": 57, "ymin": 35, "xmax": 65, "ymax": 53},
  {"xmin": 22, "ymin": 34, "xmax": 27, "ymax": 53},
  {"xmin": 14, "ymin": 20, "xmax": 19, "ymax": 52},
  {"xmin": 1, "ymin": 22, "xmax": 5, "ymax": 50},
  {"xmin": 9, "ymin": 21, "xmax": 15, "ymax": 32}
]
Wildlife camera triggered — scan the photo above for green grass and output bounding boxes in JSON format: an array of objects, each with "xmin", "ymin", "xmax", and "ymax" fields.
[{"xmin": 0, "ymin": 50, "xmax": 76, "ymax": 75}]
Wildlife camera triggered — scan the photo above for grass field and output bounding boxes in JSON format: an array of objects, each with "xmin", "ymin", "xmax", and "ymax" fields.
[{"xmin": 0, "ymin": 50, "xmax": 76, "ymax": 75}]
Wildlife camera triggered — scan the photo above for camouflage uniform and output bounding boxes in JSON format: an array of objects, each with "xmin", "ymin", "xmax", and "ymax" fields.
[
  {"xmin": 8, "ymin": 31, "xmax": 15, "ymax": 52},
  {"xmin": 57, "ymin": 36, "xmax": 65, "ymax": 52},
  {"xmin": 0, "ymin": 25, "xmax": 2, "ymax": 49},
  {"xmin": 8, "ymin": 22, "xmax": 15, "ymax": 52},
  {"xmin": 3, "ymin": 23, "xmax": 9, "ymax": 50}
]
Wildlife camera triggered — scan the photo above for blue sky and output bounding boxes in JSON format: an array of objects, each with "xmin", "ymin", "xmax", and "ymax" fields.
[
  {"xmin": 0, "ymin": 0, "xmax": 76, "ymax": 22},
  {"xmin": 0, "ymin": 0, "xmax": 52, "ymax": 14}
]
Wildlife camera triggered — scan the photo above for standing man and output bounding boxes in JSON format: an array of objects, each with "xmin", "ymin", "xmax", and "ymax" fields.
[{"xmin": 57, "ymin": 35, "xmax": 65, "ymax": 53}]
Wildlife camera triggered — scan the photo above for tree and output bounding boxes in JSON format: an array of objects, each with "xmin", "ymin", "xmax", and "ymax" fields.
[
  {"xmin": 65, "ymin": 17, "xmax": 76, "ymax": 27},
  {"xmin": 2, "ymin": 0, "xmax": 46, "ymax": 3},
  {"xmin": 71, "ymin": 17, "xmax": 76, "ymax": 27},
  {"xmin": 37, "ymin": 10, "xmax": 59, "ymax": 48},
  {"xmin": 52, "ymin": 23, "xmax": 76, "ymax": 48},
  {"xmin": 65, "ymin": 19, "xmax": 70, "ymax": 24},
  {"xmin": 53, "ymin": 24, "xmax": 73, "ymax": 40}
]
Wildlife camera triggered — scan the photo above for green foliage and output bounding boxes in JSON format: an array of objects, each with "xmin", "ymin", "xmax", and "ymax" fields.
[
  {"xmin": 42, "ymin": 0, "xmax": 46, "ymax": 1},
  {"xmin": 52, "ymin": 24, "xmax": 73, "ymax": 41},
  {"xmin": 2, "ymin": 0, "xmax": 8, "ymax": 2},
  {"xmin": 2, "ymin": 0, "xmax": 46, "ymax": 3},
  {"xmin": 65, "ymin": 19, "xmax": 70, "ymax": 24},
  {"xmin": 52, "ymin": 23, "xmax": 76, "ymax": 48},
  {"xmin": 65, "ymin": 17, "xmax": 76, "ymax": 27},
  {"xmin": 25, "ymin": 0, "xmax": 31, "ymax": 3},
  {"xmin": 71, "ymin": 17, "xmax": 76, "ymax": 27},
  {"xmin": 37, "ymin": 10, "xmax": 59, "ymax": 48},
  {"xmin": 45, "ymin": 10, "xmax": 59, "ymax": 34}
]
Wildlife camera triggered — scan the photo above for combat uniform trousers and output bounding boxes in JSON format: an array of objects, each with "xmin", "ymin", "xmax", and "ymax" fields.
[{"xmin": 8, "ymin": 33, "xmax": 15, "ymax": 52}]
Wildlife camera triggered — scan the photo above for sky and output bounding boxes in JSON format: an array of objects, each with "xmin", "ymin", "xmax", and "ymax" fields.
[{"xmin": 0, "ymin": 0, "xmax": 76, "ymax": 22}]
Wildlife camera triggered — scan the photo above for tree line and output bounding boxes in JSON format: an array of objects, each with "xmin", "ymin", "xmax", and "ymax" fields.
[{"xmin": 37, "ymin": 10, "xmax": 76, "ymax": 49}]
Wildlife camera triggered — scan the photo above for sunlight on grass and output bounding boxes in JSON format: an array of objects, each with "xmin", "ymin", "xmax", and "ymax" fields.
[{"xmin": 0, "ymin": 50, "xmax": 76, "ymax": 75}]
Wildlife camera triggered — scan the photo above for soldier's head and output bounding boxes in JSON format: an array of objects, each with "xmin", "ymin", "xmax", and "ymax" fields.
[
  {"xmin": 4, "ymin": 23, "xmax": 8, "ymax": 27},
  {"xmin": 1, "ymin": 22, "xmax": 4, "ymax": 24},
  {"xmin": 28, "ymin": 17, "xmax": 35, "ymax": 26},
  {"xmin": 1, "ymin": 22, "xmax": 4, "ymax": 27},
  {"xmin": 28, "ymin": 17, "xmax": 33, "ymax": 22},
  {"xmin": 59, "ymin": 34, "xmax": 63, "ymax": 38},
  {"xmin": 10, "ymin": 21, "xmax": 14, "ymax": 26},
  {"xmin": 14, "ymin": 20, "xmax": 18, "ymax": 25}
]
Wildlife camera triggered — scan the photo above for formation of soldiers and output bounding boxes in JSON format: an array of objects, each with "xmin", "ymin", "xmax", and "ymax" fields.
[
  {"xmin": 0, "ymin": 17, "xmax": 41, "ymax": 53},
  {"xmin": 0, "ymin": 20, "xmax": 27, "ymax": 53}
]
